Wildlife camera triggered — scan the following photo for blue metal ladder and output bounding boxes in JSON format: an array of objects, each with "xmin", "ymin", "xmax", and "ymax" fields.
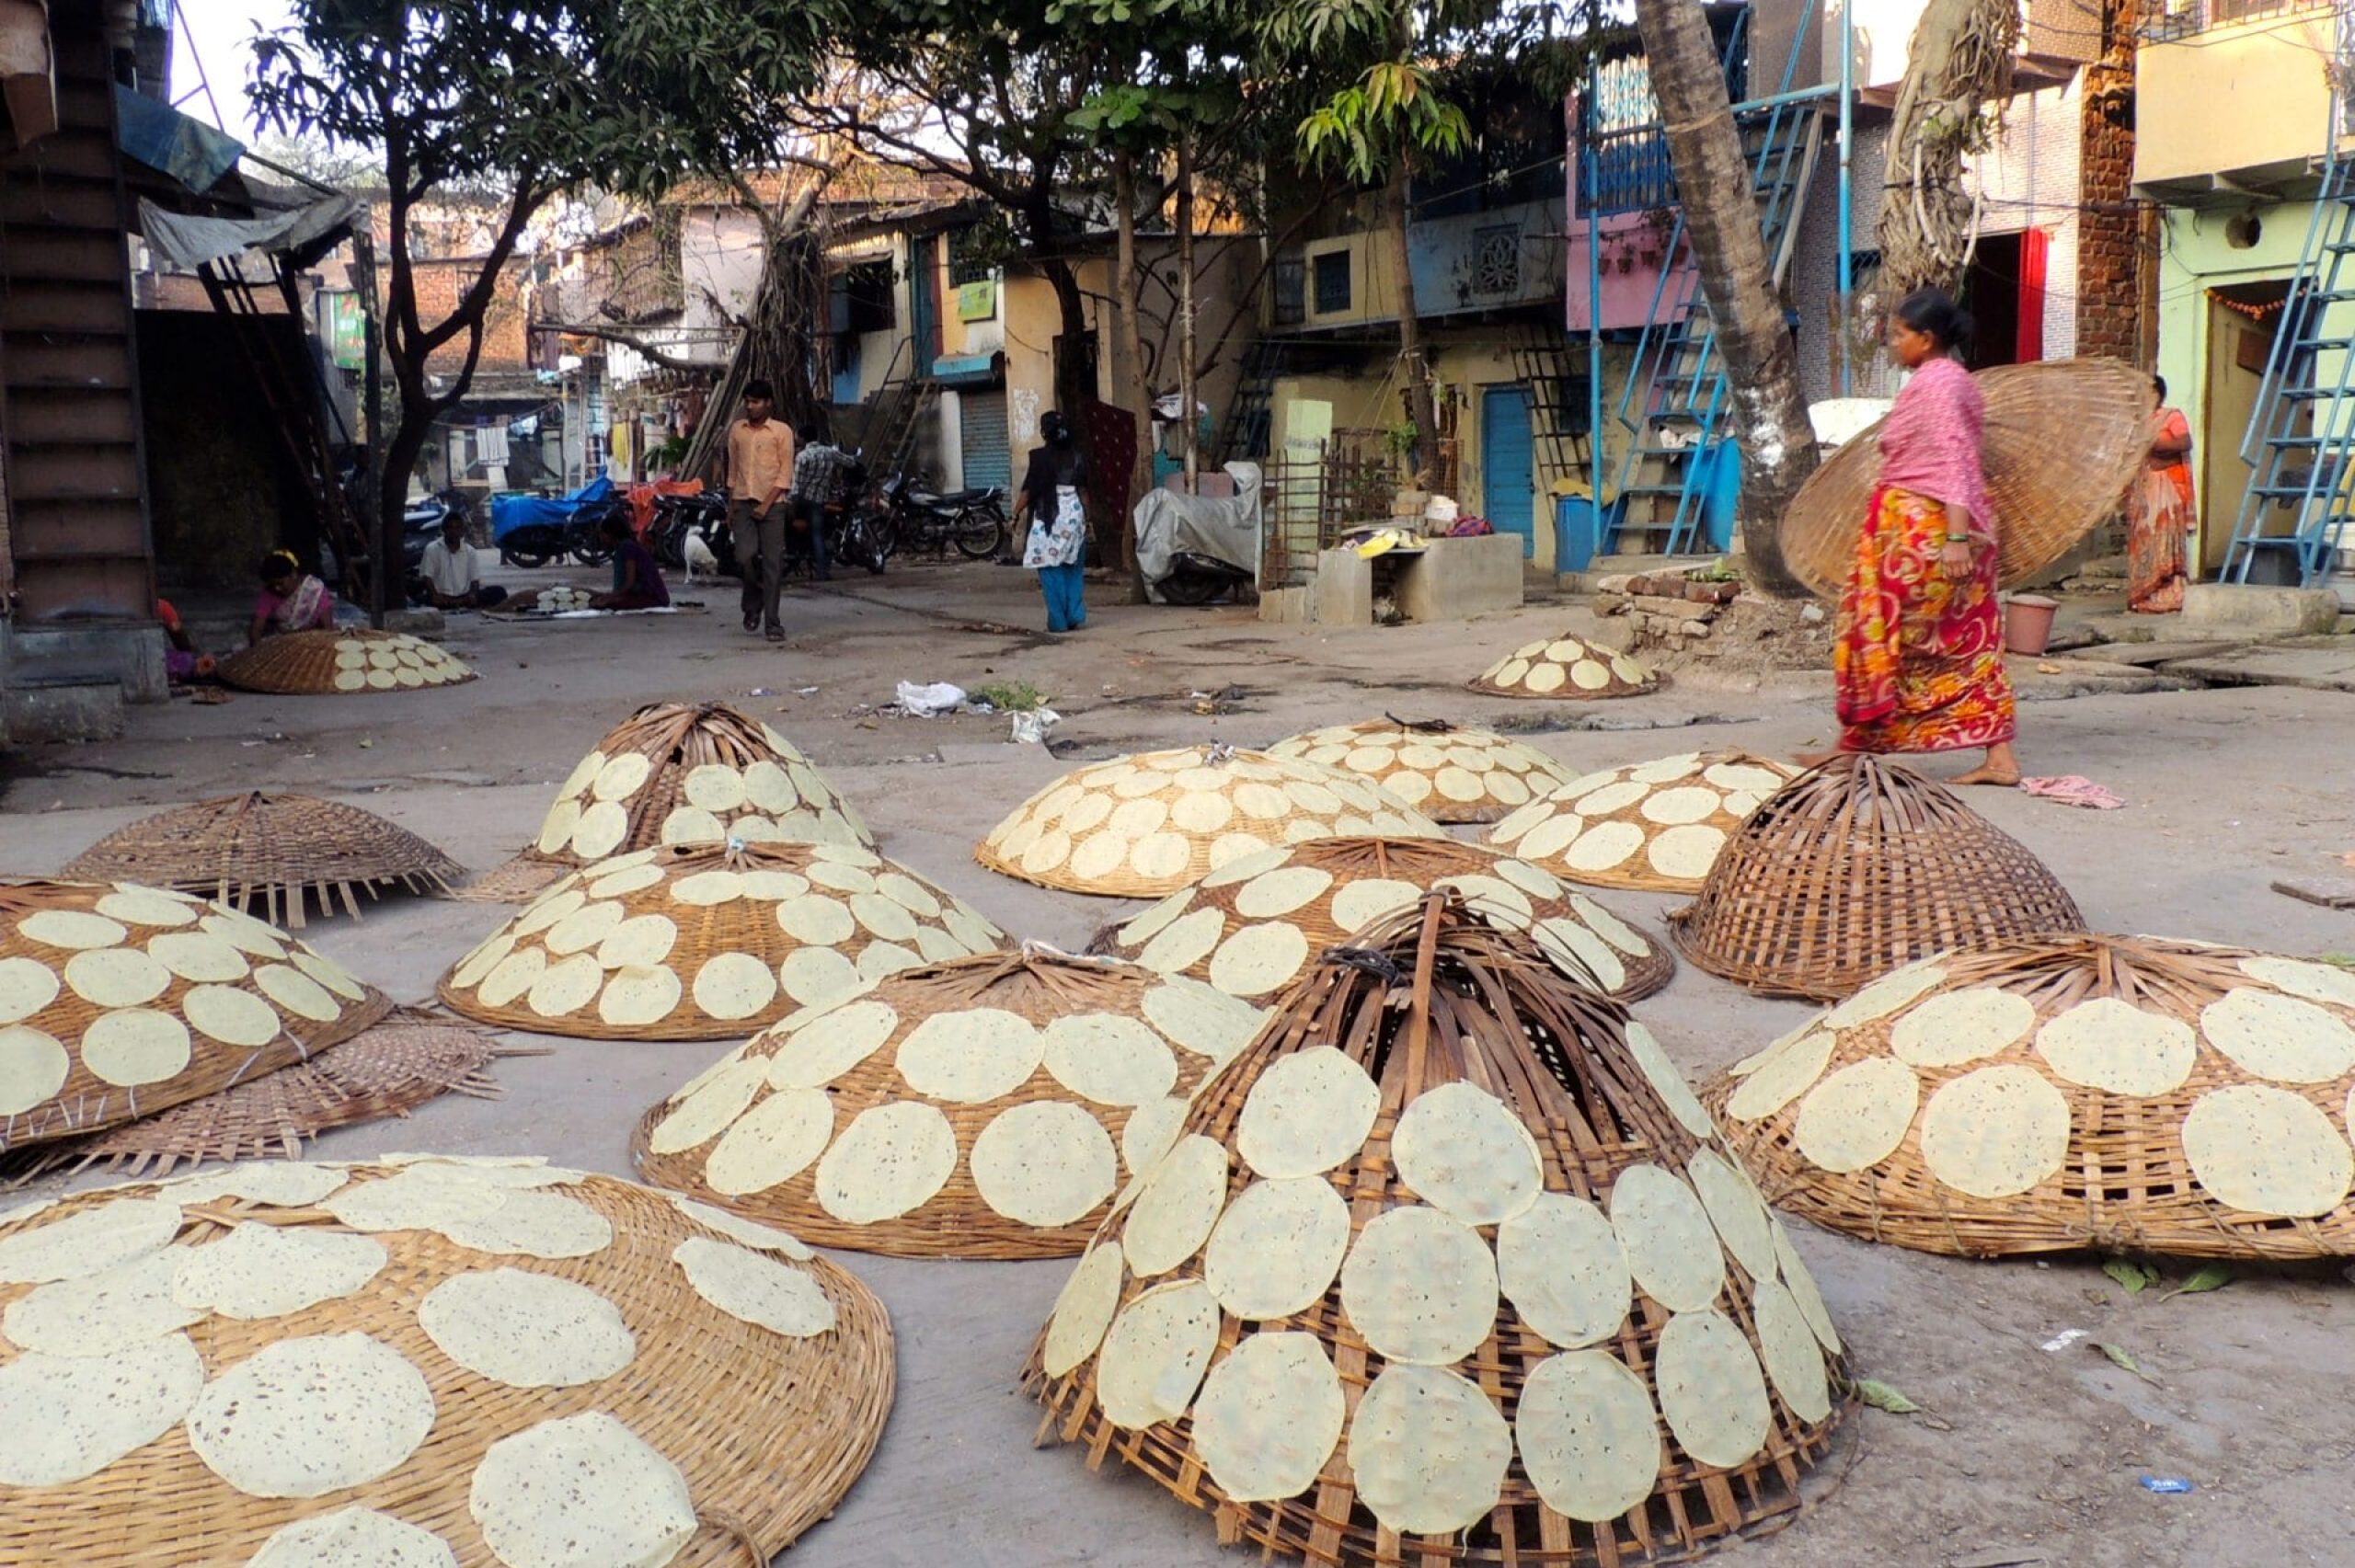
[
  {"xmin": 2224, "ymin": 155, "xmax": 2355, "ymax": 585},
  {"xmin": 1604, "ymin": 6, "xmax": 1823, "ymax": 556}
]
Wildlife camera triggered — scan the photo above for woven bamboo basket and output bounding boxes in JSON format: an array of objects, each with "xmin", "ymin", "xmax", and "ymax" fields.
[
  {"xmin": 473, "ymin": 702, "xmax": 875, "ymax": 901},
  {"xmin": 1026, "ymin": 897, "xmax": 1850, "ymax": 1568},
  {"xmin": 214, "ymin": 629, "xmax": 475, "ymax": 694},
  {"xmin": 1486, "ymin": 750, "xmax": 1800, "ymax": 895},
  {"xmin": 62, "ymin": 792, "xmax": 464, "ymax": 928},
  {"xmin": 1777, "ymin": 358, "xmax": 2154, "ymax": 600},
  {"xmin": 632, "ymin": 950, "xmax": 1264, "ymax": 1260},
  {"xmin": 0, "ymin": 880, "xmax": 391, "ymax": 1153},
  {"xmin": 1265, "ymin": 718, "xmax": 1584, "ymax": 825},
  {"xmin": 1086, "ymin": 836, "xmax": 1673, "ymax": 1004},
  {"xmin": 975, "ymin": 745, "xmax": 1445, "ymax": 898},
  {"xmin": 438, "ymin": 841, "xmax": 1009, "ymax": 1041},
  {"xmin": 0, "ymin": 1161, "xmax": 892, "ymax": 1567},
  {"xmin": 1707, "ymin": 933, "xmax": 2355, "ymax": 1260},
  {"xmin": 1469, "ymin": 635, "xmax": 1660, "ymax": 700},
  {"xmin": 3, "ymin": 1010, "xmax": 534, "ymax": 1182},
  {"xmin": 1668, "ymin": 756, "xmax": 2085, "ymax": 1001}
]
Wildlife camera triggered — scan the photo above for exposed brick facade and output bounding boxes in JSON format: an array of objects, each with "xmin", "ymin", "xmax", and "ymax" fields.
[{"xmin": 2074, "ymin": 0, "xmax": 2149, "ymax": 365}]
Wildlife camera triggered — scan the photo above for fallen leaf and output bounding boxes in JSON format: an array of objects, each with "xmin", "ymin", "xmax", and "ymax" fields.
[
  {"xmin": 2037, "ymin": 661, "xmax": 2064, "ymax": 674},
  {"xmin": 2161, "ymin": 1263, "xmax": 2231, "ymax": 1300},
  {"xmin": 2102, "ymin": 1258, "xmax": 2158, "ymax": 1294},
  {"xmin": 2096, "ymin": 1342, "xmax": 2158, "ymax": 1383},
  {"xmin": 1854, "ymin": 1378, "xmax": 1922, "ymax": 1413}
]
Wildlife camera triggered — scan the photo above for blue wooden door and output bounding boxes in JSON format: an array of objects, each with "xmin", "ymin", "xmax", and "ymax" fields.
[{"xmin": 1481, "ymin": 384, "xmax": 1535, "ymax": 557}]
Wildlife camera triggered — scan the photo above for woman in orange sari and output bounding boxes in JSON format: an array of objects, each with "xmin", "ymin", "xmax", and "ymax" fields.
[
  {"xmin": 1830, "ymin": 288, "xmax": 2020, "ymax": 784},
  {"xmin": 2128, "ymin": 374, "xmax": 2195, "ymax": 612}
]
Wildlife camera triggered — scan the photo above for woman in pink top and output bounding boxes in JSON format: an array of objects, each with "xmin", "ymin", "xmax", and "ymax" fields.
[
  {"xmin": 247, "ymin": 548, "xmax": 334, "ymax": 647},
  {"xmin": 1828, "ymin": 288, "xmax": 2019, "ymax": 784}
]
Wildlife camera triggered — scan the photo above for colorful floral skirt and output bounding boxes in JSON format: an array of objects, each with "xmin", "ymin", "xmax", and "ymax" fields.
[{"xmin": 1834, "ymin": 484, "xmax": 2017, "ymax": 755}]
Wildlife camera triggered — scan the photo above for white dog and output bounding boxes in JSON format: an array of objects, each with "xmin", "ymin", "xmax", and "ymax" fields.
[{"xmin": 682, "ymin": 531, "xmax": 718, "ymax": 585}]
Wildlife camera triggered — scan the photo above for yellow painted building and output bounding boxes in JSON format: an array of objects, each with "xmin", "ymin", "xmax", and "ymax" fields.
[{"xmin": 2137, "ymin": 0, "xmax": 2352, "ymax": 570}]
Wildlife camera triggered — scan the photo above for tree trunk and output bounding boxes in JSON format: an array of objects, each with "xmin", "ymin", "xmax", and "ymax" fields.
[
  {"xmin": 1111, "ymin": 151, "xmax": 1153, "ymax": 593},
  {"xmin": 1178, "ymin": 133, "xmax": 1200, "ymax": 495},
  {"xmin": 1634, "ymin": 0, "xmax": 1815, "ymax": 596},
  {"xmin": 1382, "ymin": 158, "xmax": 1438, "ymax": 486},
  {"xmin": 1878, "ymin": 0, "xmax": 2016, "ymax": 300}
]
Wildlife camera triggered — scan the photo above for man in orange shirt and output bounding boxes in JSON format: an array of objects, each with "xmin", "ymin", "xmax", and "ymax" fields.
[{"xmin": 723, "ymin": 379, "xmax": 797, "ymax": 641}]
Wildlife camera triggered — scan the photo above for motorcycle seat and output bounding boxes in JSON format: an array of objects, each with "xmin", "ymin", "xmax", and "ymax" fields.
[{"xmin": 917, "ymin": 487, "xmax": 997, "ymax": 506}]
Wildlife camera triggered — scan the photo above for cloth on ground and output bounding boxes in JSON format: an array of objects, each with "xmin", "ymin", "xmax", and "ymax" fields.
[{"xmin": 2019, "ymin": 775, "xmax": 2123, "ymax": 809}]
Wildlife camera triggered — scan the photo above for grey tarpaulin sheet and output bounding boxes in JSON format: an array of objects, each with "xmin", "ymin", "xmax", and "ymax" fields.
[
  {"xmin": 1132, "ymin": 462, "xmax": 1261, "ymax": 601},
  {"xmin": 138, "ymin": 194, "xmax": 362, "ymax": 271}
]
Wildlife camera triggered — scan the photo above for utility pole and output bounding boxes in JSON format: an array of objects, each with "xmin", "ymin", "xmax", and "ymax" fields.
[{"xmin": 354, "ymin": 231, "xmax": 388, "ymax": 628}]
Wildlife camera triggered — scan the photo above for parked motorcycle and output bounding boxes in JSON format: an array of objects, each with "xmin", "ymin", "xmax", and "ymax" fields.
[
  {"xmin": 1155, "ymin": 550, "xmax": 1257, "ymax": 606},
  {"xmin": 649, "ymin": 491, "xmax": 733, "ymax": 573},
  {"xmin": 871, "ymin": 474, "xmax": 1005, "ymax": 560}
]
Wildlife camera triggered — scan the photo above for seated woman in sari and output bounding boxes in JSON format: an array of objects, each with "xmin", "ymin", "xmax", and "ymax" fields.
[
  {"xmin": 588, "ymin": 512, "xmax": 669, "ymax": 610},
  {"xmin": 1826, "ymin": 287, "xmax": 2020, "ymax": 786},
  {"xmin": 247, "ymin": 550, "xmax": 334, "ymax": 647}
]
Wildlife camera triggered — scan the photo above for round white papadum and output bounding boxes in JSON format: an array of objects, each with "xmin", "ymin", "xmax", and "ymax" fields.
[
  {"xmin": 1041, "ymin": 1242, "xmax": 1126, "ymax": 1377},
  {"xmin": 0, "ymin": 1333, "xmax": 204, "ymax": 1484},
  {"xmin": 1338, "ymin": 1205, "xmax": 1499, "ymax": 1366},
  {"xmin": 1651, "ymin": 1308, "xmax": 1773, "ymax": 1469},
  {"xmin": 169, "ymin": 1221, "xmax": 388, "ymax": 1320},
  {"xmin": 433, "ymin": 1190, "xmax": 614, "ymax": 1260},
  {"xmin": 1389, "ymin": 1081, "xmax": 1544, "ymax": 1225},
  {"xmin": 0, "ymin": 1196, "xmax": 182, "ymax": 1285},
  {"xmin": 1495, "ymin": 1193, "xmax": 1631, "ymax": 1349},
  {"xmin": 813, "ymin": 1100, "xmax": 959, "ymax": 1223},
  {"xmin": 1189, "ymin": 1331, "xmax": 1347, "ymax": 1502},
  {"xmin": 469, "ymin": 1412, "xmax": 697, "ymax": 1568},
  {"xmin": 417, "ymin": 1267, "xmax": 637, "ymax": 1388},
  {"xmin": 893, "ymin": 1007, "xmax": 1044, "ymax": 1103},
  {"xmin": 186, "ymin": 1332, "xmax": 435, "ymax": 1498},
  {"xmin": 699, "ymin": 1086, "xmax": 833, "ymax": 1197},
  {"xmin": 672, "ymin": 1235, "xmax": 835, "ymax": 1337},
  {"xmin": 1790, "ymin": 1057, "xmax": 1920, "ymax": 1173},
  {"xmin": 1917, "ymin": 1064, "xmax": 2073, "ymax": 1197},
  {"xmin": 245, "ymin": 1506, "xmax": 458, "ymax": 1568},
  {"xmin": 969, "ymin": 1101, "xmax": 1120, "ymax": 1227},
  {"xmin": 2179, "ymin": 1083, "xmax": 2354, "ymax": 1217},
  {"xmin": 1201, "ymin": 1175, "xmax": 1350, "ymax": 1320},
  {"xmin": 1608, "ymin": 1164, "xmax": 1725, "ymax": 1314},
  {"xmin": 1346, "ymin": 1362, "xmax": 1512, "ymax": 1535},
  {"xmin": 1234, "ymin": 1046, "xmax": 1378, "ymax": 1178},
  {"xmin": 1094, "ymin": 1277, "xmax": 1220, "ymax": 1429},
  {"xmin": 2, "ymin": 1249, "xmax": 201, "ymax": 1356},
  {"xmin": 1514, "ymin": 1349, "xmax": 1663, "ymax": 1523}
]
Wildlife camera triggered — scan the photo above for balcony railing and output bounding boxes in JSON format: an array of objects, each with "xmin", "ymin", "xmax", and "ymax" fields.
[
  {"xmin": 1580, "ymin": 125, "xmax": 1678, "ymax": 217},
  {"xmin": 2142, "ymin": 0, "xmax": 2332, "ymax": 42}
]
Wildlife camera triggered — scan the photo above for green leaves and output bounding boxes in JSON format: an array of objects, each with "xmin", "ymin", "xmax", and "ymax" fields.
[
  {"xmin": 2102, "ymin": 1258, "xmax": 2159, "ymax": 1295},
  {"xmin": 1853, "ymin": 1379, "xmax": 1922, "ymax": 1414},
  {"xmin": 2096, "ymin": 1342, "xmax": 2158, "ymax": 1383},
  {"xmin": 1294, "ymin": 60, "xmax": 1469, "ymax": 180},
  {"xmin": 2160, "ymin": 1263, "xmax": 2232, "ymax": 1300}
]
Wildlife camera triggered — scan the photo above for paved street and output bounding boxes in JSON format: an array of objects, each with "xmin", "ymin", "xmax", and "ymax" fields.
[{"xmin": 8, "ymin": 560, "xmax": 2355, "ymax": 1568}]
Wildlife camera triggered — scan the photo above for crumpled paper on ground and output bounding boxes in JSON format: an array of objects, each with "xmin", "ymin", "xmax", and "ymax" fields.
[{"xmin": 1010, "ymin": 708, "xmax": 1061, "ymax": 745}]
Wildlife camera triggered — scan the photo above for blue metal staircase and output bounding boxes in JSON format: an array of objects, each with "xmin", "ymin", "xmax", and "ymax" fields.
[
  {"xmin": 2224, "ymin": 155, "xmax": 2355, "ymax": 585},
  {"xmin": 1603, "ymin": 7, "xmax": 1824, "ymax": 556}
]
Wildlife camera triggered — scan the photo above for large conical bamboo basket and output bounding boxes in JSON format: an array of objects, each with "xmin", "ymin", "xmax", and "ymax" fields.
[
  {"xmin": 1027, "ymin": 897, "xmax": 1851, "ymax": 1567},
  {"xmin": 1778, "ymin": 358, "xmax": 2154, "ymax": 599}
]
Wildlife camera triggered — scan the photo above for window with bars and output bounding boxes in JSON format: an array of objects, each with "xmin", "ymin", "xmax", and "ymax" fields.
[
  {"xmin": 1313, "ymin": 250, "xmax": 1352, "ymax": 315},
  {"xmin": 947, "ymin": 228, "xmax": 994, "ymax": 287},
  {"xmin": 1272, "ymin": 258, "xmax": 1306, "ymax": 326}
]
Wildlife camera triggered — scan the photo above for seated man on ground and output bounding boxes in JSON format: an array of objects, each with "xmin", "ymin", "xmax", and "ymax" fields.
[
  {"xmin": 588, "ymin": 512, "xmax": 670, "ymax": 611},
  {"xmin": 411, "ymin": 514, "xmax": 509, "ymax": 610},
  {"xmin": 248, "ymin": 549, "xmax": 335, "ymax": 646}
]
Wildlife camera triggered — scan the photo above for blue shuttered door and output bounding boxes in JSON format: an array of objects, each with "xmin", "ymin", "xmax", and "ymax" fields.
[
  {"xmin": 959, "ymin": 390, "xmax": 1012, "ymax": 493},
  {"xmin": 1481, "ymin": 385, "xmax": 1535, "ymax": 558}
]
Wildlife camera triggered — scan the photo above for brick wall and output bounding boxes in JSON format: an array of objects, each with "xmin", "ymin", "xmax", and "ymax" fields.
[
  {"xmin": 2074, "ymin": 0, "xmax": 2146, "ymax": 365},
  {"xmin": 404, "ymin": 255, "xmax": 533, "ymax": 375}
]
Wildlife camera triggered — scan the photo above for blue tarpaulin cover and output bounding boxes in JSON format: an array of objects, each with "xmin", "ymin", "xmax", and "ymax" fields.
[
  {"xmin": 115, "ymin": 86, "xmax": 243, "ymax": 194},
  {"xmin": 491, "ymin": 475, "xmax": 612, "ymax": 542}
]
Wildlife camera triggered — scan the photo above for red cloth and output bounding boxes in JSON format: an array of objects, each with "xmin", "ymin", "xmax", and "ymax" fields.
[
  {"xmin": 1876, "ymin": 357, "xmax": 1993, "ymax": 542},
  {"xmin": 1834, "ymin": 484, "xmax": 2016, "ymax": 754},
  {"xmin": 626, "ymin": 478, "xmax": 703, "ymax": 538}
]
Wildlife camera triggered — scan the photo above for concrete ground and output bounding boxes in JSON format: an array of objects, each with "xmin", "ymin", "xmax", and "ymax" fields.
[{"xmin": 8, "ymin": 555, "xmax": 2355, "ymax": 1568}]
